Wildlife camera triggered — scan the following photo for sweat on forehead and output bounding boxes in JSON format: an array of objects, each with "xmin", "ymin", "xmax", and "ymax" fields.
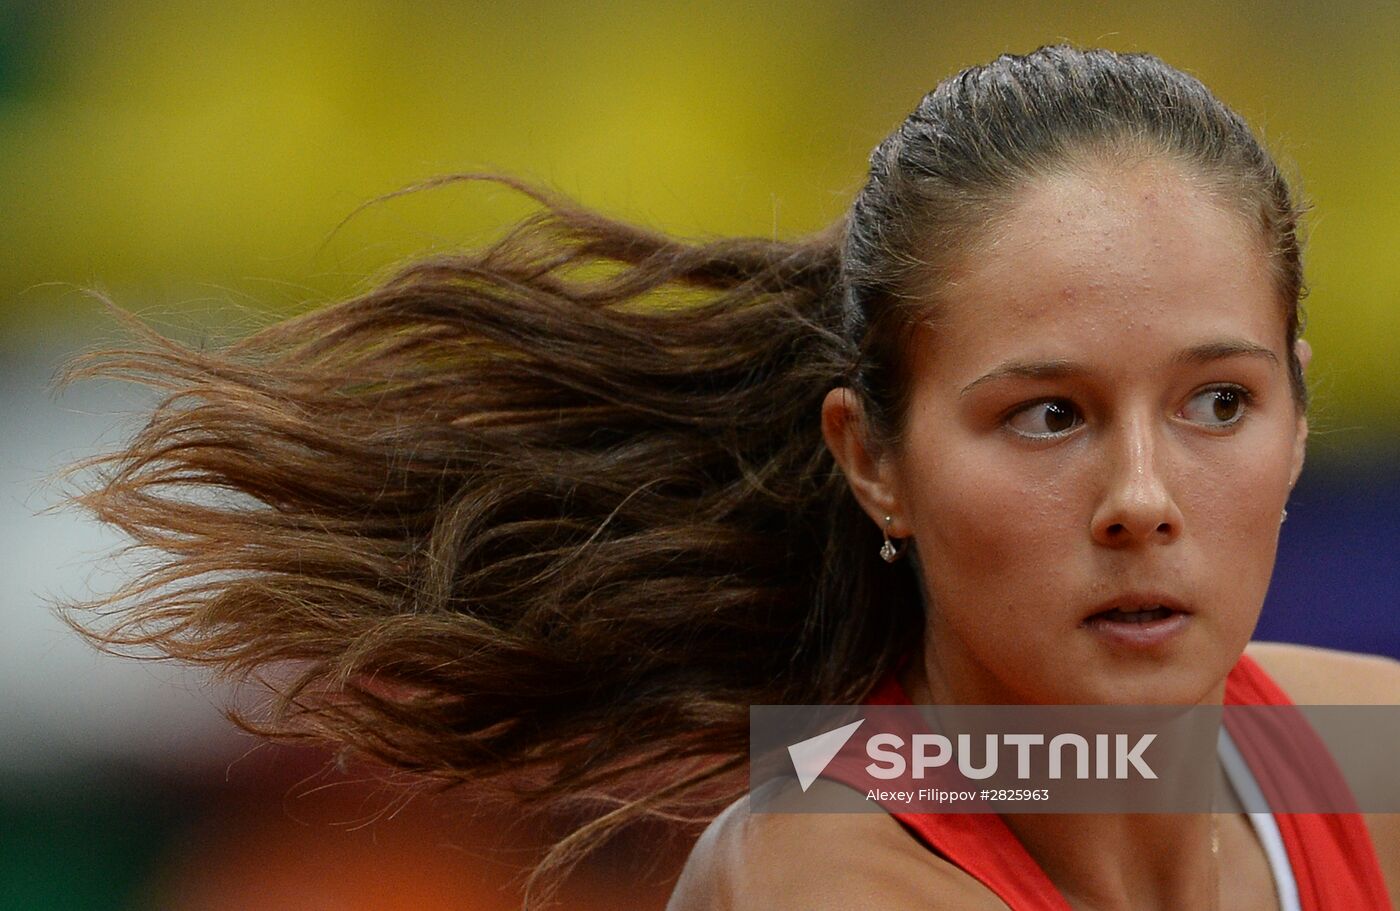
[{"xmin": 935, "ymin": 156, "xmax": 1275, "ymax": 310}]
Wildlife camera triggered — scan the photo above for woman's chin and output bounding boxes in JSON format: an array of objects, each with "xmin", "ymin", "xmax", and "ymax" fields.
[{"xmin": 1048, "ymin": 662, "xmax": 1229, "ymax": 707}]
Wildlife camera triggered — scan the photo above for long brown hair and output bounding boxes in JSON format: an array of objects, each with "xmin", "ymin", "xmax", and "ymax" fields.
[{"xmin": 62, "ymin": 46, "xmax": 1307, "ymax": 907}]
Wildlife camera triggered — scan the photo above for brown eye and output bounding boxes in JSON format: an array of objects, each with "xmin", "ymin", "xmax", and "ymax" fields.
[
  {"xmin": 1181, "ymin": 387, "xmax": 1248, "ymax": 427},
  {"xmin": 1007, "ymin": 399, "xmax": 1081, "ymax": 438}
]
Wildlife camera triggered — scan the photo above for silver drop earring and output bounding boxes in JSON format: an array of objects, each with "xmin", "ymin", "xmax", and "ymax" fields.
[
  {"xmin": 880, "ymin": 515, "xmax": 906, "ymax": 563},
  {"xmin": 1281, "ymin": 508, "xmax": 1288, "ymax": 524}
]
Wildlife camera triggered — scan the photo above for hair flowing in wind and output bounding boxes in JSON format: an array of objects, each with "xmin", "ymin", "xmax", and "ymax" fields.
[{"xmin": 59, "ymin": 174, "xmax": 925, "ymax": 906}]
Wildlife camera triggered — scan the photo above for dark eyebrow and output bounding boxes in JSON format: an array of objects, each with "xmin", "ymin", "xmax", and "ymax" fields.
[
  {"xmin": 1169, "ymin": 339, "xmax": 1279, "ymax": 368},
  {"xmin": 959, "ymin": 339, "xmax": 1280, "ymax": 398},
  {"xmin": 958, "ymin": 358, "xmax": 1079, "ymax": 397}
]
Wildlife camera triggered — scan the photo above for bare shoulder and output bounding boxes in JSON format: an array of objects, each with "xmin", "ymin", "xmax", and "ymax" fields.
[
  {"xmin": 1244, "ymin": 640, "xmax": 1400, "ymax": 704},
  {"xmin": 666, "ymin": 780, "xmax": 1008, "ymax": 911},
  {"xmin": 1245, "ymin": 640, "xmax": 1400, "ymax": 906}
]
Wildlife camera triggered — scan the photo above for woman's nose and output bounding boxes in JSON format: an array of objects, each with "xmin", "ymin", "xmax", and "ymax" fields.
[{"xmin": 1090, "ymin": 417, "xmax": 1183, "ymax": 547}]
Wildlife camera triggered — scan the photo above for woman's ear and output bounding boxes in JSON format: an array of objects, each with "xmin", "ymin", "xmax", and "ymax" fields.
[
  {"xmin": 1289, "ymin": 338, "xmax": 1312, "ymax": 489},
  {"xmin": 820, "ymin": 387, "xmax": 907, "ymax": 533}
]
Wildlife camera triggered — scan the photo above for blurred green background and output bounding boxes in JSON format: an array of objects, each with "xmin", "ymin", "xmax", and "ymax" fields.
[{"xmin": 2, "ymin": 3, "xmax": 1396, "ymax": 909}]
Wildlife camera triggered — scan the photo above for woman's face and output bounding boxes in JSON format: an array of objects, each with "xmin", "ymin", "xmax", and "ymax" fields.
[{"xmin": 829, "ymin": 158, "xmax": 1309, "ymax": 706}]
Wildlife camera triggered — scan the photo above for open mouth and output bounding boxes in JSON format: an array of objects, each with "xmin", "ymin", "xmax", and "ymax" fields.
[
  {"xmin": 1079, "ymin": 595, "xmax": 1192, "ymax": 646},
  {"xmin": 1085, "ymin": 605, "xmax": 1177, "ymax": 625}
]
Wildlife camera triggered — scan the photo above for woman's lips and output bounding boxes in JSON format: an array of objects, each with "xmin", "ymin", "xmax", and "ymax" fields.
[
  {"xmin": 1081, "ymin": 605, "xmax": 1190, "ymax": 647},
  {"xmin": 1080, "ymin": 595, "xmax": 1192, "ymax": 647},
  {"xmin": 1093, "ymin": 605, "xmax": 1174, "ymax": 623}
]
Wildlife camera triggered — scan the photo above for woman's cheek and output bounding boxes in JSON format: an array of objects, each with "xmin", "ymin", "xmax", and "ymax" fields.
[
  {"xmin": 1188, "ymin": 439, "xmax": 1290, "ymax": 542},
  {"xmin": 1185, "ymin": 446, "xmax": 1289, "ymax": 630},
  {"xmin": 918, "ymin": 464, "xmax": 1067, "ymax": 585}
]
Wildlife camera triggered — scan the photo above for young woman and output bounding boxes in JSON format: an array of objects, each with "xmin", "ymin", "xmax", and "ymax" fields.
[{"xmin": 68, "ymin": 46, "xmax": 1397, "ymax": 909}]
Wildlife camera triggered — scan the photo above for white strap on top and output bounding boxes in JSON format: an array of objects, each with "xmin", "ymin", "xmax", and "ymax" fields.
[{"xmin": 1218, "ymin": 726, "xmax": 1303, "ymax": 911}]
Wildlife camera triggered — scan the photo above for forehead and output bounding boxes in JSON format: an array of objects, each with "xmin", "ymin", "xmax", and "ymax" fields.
[{"xmin": 918, "ymin": 159, "xmax": 1281, "ymax": 367}]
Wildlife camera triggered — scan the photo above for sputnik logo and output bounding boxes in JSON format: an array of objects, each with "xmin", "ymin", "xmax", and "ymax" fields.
[{"xmin": 787, "ymin": 719, "xmax": 865, "ymax": 792}]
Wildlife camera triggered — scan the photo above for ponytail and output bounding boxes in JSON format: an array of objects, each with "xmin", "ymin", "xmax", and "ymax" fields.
[{"xmin": 61, "ymin": 175, "xmax": 925, "ymax": 905}]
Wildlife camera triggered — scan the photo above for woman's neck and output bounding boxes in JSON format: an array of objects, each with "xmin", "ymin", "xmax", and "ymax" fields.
[
  {"xmin": 1001, "ymin": 813, "xmax": 1220, "ymax": 911},
  {"xmin": 896, "ymin": 654, "xmax": 1235, "ymax": 911}
]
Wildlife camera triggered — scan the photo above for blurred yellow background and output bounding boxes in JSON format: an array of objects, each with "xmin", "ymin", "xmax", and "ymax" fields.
[
  {"xmin": 3, "ymin": 0, "xmax": 1397, "ymax": 432},
  {"xmin": 2, "ymin": 3, "xmax": 1396, "ymax": 909}
]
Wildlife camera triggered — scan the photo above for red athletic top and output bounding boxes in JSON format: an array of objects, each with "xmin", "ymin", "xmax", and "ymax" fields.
[{"xmin": 847, "ymin": 654, "xmax": 1391, "ymax": 910}]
